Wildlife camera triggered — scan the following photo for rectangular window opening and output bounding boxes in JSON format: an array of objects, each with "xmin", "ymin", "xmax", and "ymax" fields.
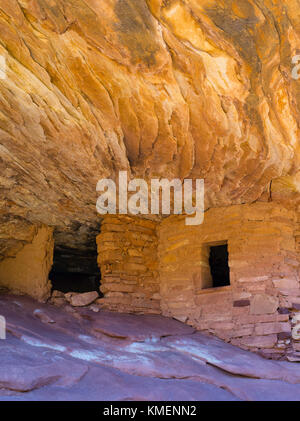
[{"xmin": 208, "ymin": 243, "xmax": 230, "ymax": 288}]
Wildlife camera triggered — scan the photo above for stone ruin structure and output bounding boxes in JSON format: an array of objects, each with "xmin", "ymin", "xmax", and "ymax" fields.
[
  {"xmin": 0, "ymin": 0, "xmax": 300, "ymax": 361},
  {"xmin": 1, "ymin": 201, "xmax": 299, "ymax": 360},
  {"xmin": 97, "ymin": 203, "xmax": 300, "ymax": 360}
]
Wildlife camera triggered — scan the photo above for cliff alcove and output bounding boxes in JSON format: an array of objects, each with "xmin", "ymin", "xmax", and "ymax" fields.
[{"xmin": 0, "ymin": 0, "xmax": 299, "ymax": 363}]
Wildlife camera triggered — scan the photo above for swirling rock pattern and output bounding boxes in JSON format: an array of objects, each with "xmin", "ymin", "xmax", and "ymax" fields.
[{"xmin": 0, "ymin": 0, "xmax": 299, "ymax": 255}]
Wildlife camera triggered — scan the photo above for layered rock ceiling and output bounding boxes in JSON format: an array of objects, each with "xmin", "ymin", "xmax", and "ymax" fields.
[{"xmin": 0, "ymin": 0, "xmax": 300, "ymax": 257}]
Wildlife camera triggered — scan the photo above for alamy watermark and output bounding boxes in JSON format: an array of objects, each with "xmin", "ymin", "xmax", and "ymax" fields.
[
  {"xmin": 96, "ymin": 171, "xmax": 204, "ymax": 226},
  {"xmin": 292, "ymin": 55, "xmax": 300, "ymax": 80},
  {"xmin": 292, "ymin": 314, "xmax": 300, "ymax": 340},
  {"xmin": 0, "ymin": 56, "xmax": 6, "ymax": 80},
  {"xmin": 0, "ymin": 316, "xmax": 6, "ymax": 340}
]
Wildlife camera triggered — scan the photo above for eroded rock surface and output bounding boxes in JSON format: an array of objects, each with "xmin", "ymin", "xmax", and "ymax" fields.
[
  {"xmin": 1, "ymin": 293, "xmax": 300, "ymax": 401},
  {"xmin": 0, "ymin": 0, "xmax": 299, "ymax": 256}
]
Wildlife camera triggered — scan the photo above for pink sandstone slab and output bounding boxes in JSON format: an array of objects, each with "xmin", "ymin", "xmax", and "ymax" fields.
[{"xmin": 1, "ymin": 294, "xmax": 300, "ymax": 401}]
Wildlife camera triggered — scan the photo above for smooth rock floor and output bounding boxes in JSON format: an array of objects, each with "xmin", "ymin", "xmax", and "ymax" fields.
[{"xmin": 1, "ymin": 294, "xmax": 300, "ymax": 401}]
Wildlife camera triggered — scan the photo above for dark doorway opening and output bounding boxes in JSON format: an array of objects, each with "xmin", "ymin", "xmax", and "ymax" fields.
[
  {"xmin": 51, "ymin": 271, "xmax": 101, "ymax": 294},
  {"xmin": 209, "ymin": 244, "xmax": 230, "ymax": 288},
  {"xmin": 50, "ymin": 246, "xmax": 102, "ymax": 295}
]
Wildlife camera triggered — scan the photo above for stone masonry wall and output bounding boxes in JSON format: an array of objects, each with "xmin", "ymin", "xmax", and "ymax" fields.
[
  {"xmin": 96, "ymin": 215, "xmax": 160, "ymax": 314},
  {"xmin": 158, "ymin": 202, "xmax": 299, "ymax": 360},
  {"xmin": 289, "ymin": 206, "xmax": 300, "ymax": 361},
  {"xmin": 0, "ymin": 225, "xmax": 54, "ymax": 301}
]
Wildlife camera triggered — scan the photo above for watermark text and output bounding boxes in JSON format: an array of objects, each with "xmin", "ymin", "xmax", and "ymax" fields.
[
  {"xmin": 0, "ymin": 56, "xmax": 6, "ymax": 80},
  {"xmin": 0, "ymin": 315, "xmax": 6, "ymax": 340},
  {"xmin": 96, "ymin": 172, "xmax": 204, "ymax": 226},
  {"xmin": 292, "ymin": 55, "xmax": 300, "ymax": 80}
]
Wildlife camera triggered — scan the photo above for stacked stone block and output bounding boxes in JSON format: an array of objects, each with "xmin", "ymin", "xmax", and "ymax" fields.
[{"xmin": 96, "ymin": 215, "xmax": 160, "ymax": 314}]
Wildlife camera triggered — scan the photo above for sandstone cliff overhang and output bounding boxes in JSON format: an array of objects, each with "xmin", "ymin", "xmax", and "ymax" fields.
[{"xmin": 0, "ymin": 0, "xmax": 299, "ymax": 257}]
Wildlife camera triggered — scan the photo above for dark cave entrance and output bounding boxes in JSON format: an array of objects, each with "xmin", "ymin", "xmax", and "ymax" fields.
[
  {"xmin": 50, "ymin": 245, "xmax": 102, "ymax": 295},
  {"xmin": 209, "ymin": 243, "xmax": 230, "ymax": 288}
]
